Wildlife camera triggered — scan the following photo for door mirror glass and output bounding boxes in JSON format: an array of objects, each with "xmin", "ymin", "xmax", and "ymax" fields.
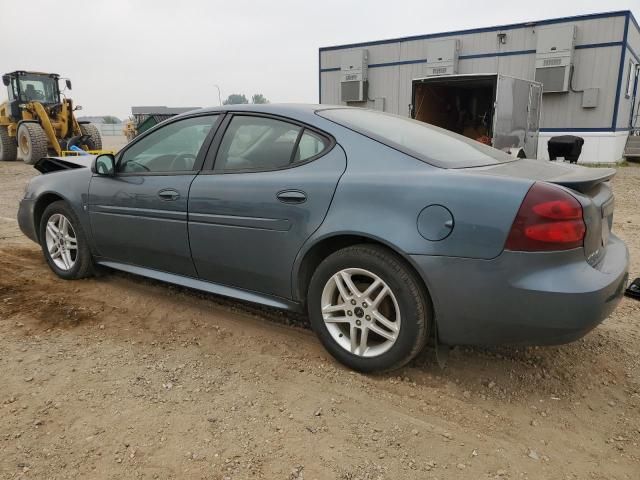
[
  {"xmin": 94, "ymin": 154, "xmax": 115, "ymax": 176},
  {"xmin": 65, "ymin": 79, "xmax": 72, "ymax": 90},
  {"xmin": 2, "ymin": 75, "xmax": 9, "ymax": 87}
]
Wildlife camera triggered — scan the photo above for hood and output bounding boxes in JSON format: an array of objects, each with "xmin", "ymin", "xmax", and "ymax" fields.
[{"xmin": 34, "ymin": 155, "xmax": 96, "ymax": 174}]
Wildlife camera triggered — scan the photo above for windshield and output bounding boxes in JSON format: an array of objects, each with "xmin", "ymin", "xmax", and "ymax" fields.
[
  {"xmin": 317, "ymin": 107, "xmax": 514, "ymax": 169},
  {"xmin": 18, "ymin": 74, "xmax": 59, "ymax": 103}
]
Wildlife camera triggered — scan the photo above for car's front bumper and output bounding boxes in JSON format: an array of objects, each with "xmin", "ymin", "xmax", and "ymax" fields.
[
  {"xmin": 17, "ymin": 198, "xmax": 38, "ymax": 243},
  {"xmin": 411, "ymin": 234, "xmax": 629, "ymax": 346}
]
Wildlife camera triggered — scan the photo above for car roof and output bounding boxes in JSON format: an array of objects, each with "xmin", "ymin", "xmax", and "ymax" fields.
[{"xmin": 182, "ymin": 103, "xmax": 347, "ymax": 123}]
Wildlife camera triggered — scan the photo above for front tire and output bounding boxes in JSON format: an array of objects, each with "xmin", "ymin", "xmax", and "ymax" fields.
[
  {"xmin": 39, "ymin": 201, "xmax": 94, "ymax": 279},
  {"xmin": 17, "ymin": 123, "xmax": 48, "ymax": 164},
  {"xmin": 308, "ymin": 244, "xmax": 430, "ymax": 373},
  {"xmin": 80, "ymin": 123, "xmax": 102, "ymax": 150}
]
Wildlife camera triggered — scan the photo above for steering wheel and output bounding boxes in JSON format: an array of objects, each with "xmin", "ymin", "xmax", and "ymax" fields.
[{"xmin": 170, "ymin": 153, "xmax": 197, "ymax": 171}]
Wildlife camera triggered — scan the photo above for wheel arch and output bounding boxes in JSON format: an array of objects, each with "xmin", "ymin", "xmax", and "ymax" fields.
[
  {"xmin": 33, "ymin": 192, "xmax": 67, "ymax": 242},
  {"xmin": 293, "ymin": 232, "xmax": 435, "ymax": 310},
  {"xmin": 16, "ymin": 119, "xmax": 40, "ymax": 129}
]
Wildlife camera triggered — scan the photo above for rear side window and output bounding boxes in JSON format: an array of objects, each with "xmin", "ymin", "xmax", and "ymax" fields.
[
  {"xmin": 295, "ymin": 130, "xmax": 329, "ymax": 162},
  {"xmin": 317, "ymin": 108, "xmax": 513, "ymax": 169},
  {"xmin": 214, "ymin": 116, "xmax": 330, "ymax": 172}
]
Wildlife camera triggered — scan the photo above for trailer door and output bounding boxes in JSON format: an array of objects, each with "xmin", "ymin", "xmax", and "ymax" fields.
[
  {"xmin": 525, "ymin": 82, "xmax": 542, "ymax": 159},
  {"xmin": 493, "ymin": 76, "xmax": 541, "ymax": 158}
]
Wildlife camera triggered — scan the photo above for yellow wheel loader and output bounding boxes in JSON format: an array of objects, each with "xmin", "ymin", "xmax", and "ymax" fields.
[{"xmin": 0, "ymin": 71, "xmax": 102, "ymax": 164}]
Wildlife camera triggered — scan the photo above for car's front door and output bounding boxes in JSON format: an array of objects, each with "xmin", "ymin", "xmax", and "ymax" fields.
[
  {"xmin": 188, "ymin": 113, "xmax": 346, "ymax": 299},
  {"xmin": 88, "ymin": 114, "xmax": 220, "ymax": 276}
]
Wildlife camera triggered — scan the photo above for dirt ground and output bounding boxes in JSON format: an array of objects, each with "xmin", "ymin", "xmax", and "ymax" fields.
[{"xmin": 0, "ymin": 160, "xmax": 639, "ymax": 480}]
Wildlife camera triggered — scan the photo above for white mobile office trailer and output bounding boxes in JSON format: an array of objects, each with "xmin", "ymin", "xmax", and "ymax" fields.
[{"xmin": 319, "ymin": 10, "xmax": 640, "ymax": 163}]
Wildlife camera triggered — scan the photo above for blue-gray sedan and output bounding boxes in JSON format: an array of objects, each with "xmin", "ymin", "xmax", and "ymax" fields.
[{"xmin": 17, "ymin": 104, "xmax": 629, "ymax": 372}]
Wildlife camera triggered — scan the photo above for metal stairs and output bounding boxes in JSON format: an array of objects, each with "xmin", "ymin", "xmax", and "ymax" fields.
[{"xmin": 624, "ymin": 133, "xmax": 640, "ymax": 160}]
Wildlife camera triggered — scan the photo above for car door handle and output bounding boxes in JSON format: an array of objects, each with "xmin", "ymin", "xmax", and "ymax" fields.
[
  {"xmin": 276, "ymin": 190, "xmax": 307, "ymax": 204},
  {"xmin": 158, "ymin": 189, "xmax": 180, "ymax": 201}
]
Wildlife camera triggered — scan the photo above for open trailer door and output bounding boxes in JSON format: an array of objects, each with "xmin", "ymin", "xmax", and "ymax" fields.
[
  {"xmin": 526, "ymin": 81, "xmax": 542, "ymax": 159},
  {"xmin": 493, "ymin": 75, "xmax": 542, "ymax": 158}
]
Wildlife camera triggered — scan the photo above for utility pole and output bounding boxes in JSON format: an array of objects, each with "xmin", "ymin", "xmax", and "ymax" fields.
[{"xmin": 214, "ymin": 85, "xmax": 222, "ymax": 106}]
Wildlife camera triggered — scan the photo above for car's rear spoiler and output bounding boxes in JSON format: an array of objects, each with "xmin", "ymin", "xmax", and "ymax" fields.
[{"xmin": 546, "ymin": 168, "xmax": 616, "ymax": 193}]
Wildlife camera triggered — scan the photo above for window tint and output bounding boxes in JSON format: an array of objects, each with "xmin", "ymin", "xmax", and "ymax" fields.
[
  {"xmin": 8, "ymin": 80, "xmax": 18, "ymax": 101},
  {"xmin": 215, "ymin": 116, "xmax": 303, "ymax": 172},
  {"xmin": 119, "ymin": 115, "xmax": 218, "ymax": 173},
  {"xmin": 317, "ymin": 108, "xmax": 514, "ymax": 169},
  {"xmin": 18, "ymin": 74, "xmax": 58, "ymax": 103},
  {"xmin": 295, "ymin": 130, "xmax": 328, "ymax": 162}
]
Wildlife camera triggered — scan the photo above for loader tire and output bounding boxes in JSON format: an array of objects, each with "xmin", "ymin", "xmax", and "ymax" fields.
[
  {"xmin": 17, "ymin": 123, "xmax": 49, "ymax": 165},
  {"xmin": 0, "ymin": 126, "xmax": 17, "ymax": 161},
  {"xmin": 80, "ymin": 123, "xmax": 102, "ymax": 151}
]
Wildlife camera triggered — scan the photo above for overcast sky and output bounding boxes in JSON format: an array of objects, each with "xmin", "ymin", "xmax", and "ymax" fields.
[{"xmin": 1, "ymin": 0, "xmax": 637, "ymax": 119}]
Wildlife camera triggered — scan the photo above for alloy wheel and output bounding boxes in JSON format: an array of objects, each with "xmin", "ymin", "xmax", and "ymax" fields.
[
  {"xmin": 45, "ymin": 213, "xmax": 78, "ymax": 271},
  {"xmin": 321, "ymin": 268, "xmax": 401, "ymax": 357}
]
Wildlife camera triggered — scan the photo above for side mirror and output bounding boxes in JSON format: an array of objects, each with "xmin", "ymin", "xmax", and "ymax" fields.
[
  {"xmin": 2, "ymin": 75, "xmax": 9, "ymax": 87},
  {"xmin": 93, "ymin": 154, "xmax": 115, "ymax": 176},
  {"xmin": 74, "ymin": 105, "xmax": 83, "ymax": 111},
  {"xmin": 65, "ymin": 79, "xmax": 72, "ymax": 90}
]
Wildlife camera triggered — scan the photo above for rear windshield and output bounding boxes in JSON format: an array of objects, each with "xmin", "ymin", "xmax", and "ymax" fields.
[{"xmin": 316, "ymin": 108, "xmax": 514, "ymax": 169}]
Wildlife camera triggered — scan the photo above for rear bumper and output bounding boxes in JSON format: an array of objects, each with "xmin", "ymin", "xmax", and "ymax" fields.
[
  {"xmin": 411, "ymin": 234, "xmax": 629, "ymax": 345},
  {"xmin": 17, "ymin": 198, "xmax": 38, "ymax": 243}
]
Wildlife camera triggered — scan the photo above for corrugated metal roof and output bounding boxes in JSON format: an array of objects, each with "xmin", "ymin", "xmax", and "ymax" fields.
[{"xmin": 136, "ymin": 114, "xmax": 182, "ymax": 134}]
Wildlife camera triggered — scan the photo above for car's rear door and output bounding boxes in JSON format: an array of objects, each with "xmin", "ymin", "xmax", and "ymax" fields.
[
  {"xmin": 188, "ymin": 113, "xmax": 346, "ymax": 299},
  {"xmin": 88, "ymin": 114, "xmax": 221, "ymax": 276}
]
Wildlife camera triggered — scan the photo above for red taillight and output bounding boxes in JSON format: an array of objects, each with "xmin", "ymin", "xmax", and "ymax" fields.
[{"xmin": 505, "ymin": 182, "xmax": 586, "ymax": 251}]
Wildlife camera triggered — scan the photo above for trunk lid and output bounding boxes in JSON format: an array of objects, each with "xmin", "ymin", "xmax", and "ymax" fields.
[{"xmin": 469, "ymin": 159, "xmax": 615, "ymax": 267}]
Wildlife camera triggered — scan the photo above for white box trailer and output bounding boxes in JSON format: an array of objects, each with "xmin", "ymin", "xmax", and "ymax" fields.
[{"xmin": 411, "ymin": 73, "xmax": 542, "ymax": 159}]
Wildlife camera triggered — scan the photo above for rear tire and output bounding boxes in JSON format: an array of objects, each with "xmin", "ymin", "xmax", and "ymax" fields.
[
  {"xmin": 0, "ymin": 126, "xmax": 17, "ymax": 161},
  {"xmin": 17, "ymin": 123, "xmax": 48, "ymax": 164},
  {"xmin": 39, "ymin": 201, "xmax": 94, "ymax": 280},
  {"xmin": 80, "ymin": 123, "xmax": 102, "ymax": 150},
  {"xmin": 308, "ymin": 244, "xmax": 430, "ymax": 373}
]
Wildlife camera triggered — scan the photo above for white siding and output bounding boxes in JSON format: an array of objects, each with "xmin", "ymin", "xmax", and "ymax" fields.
[
  {"xmin": 320, "ymin": 12, "xmax": 628, "ymax": 130},
  {"xmin": 542, "ymin": 46, "xmax": 623, "ymax": 129}
]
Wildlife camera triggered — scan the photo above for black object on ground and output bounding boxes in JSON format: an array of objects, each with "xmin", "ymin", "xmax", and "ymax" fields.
[
  {"xmin": 625, "ymin": 277, "xmax": 640, "ymax": 300},
  {"xmin": 548, "ymin": 135, "xmax": 585, "ymax": 164}
]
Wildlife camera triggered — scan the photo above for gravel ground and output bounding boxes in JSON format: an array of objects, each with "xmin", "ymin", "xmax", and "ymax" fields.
[{"xmin": 0, "ymin": 161, "xmax": 639, "ymax": 480}]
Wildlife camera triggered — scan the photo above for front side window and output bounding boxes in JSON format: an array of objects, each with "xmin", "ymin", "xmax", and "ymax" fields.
[
  {"xmin": 8, "ymin": 80, "xmax": 18, "ymax": 101},
  {"xmin": 18, "ymin": 75, "xmax": 58, "ymax": 103},
  {"xmin": 118, "ymin": 115, "xmax": 218, "ymax": 173}
]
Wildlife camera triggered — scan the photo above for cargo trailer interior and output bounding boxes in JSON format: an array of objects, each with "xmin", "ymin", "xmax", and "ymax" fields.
[{"xmin": 412, "ymin": 75, "xmax": 496, "ymax": 145}]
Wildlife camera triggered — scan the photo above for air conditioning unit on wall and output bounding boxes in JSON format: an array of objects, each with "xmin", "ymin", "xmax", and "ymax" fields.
[
  {"xmin": 425, "ymin": 39, "xmax": 460, "ymax": 76},
  {"xmin": 340, "ymin": 49, "xmax": 368, "ymax": 102},
  {"xmin": 535, "ymin": 25, "xmax": 577, "ymax": 93}
]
